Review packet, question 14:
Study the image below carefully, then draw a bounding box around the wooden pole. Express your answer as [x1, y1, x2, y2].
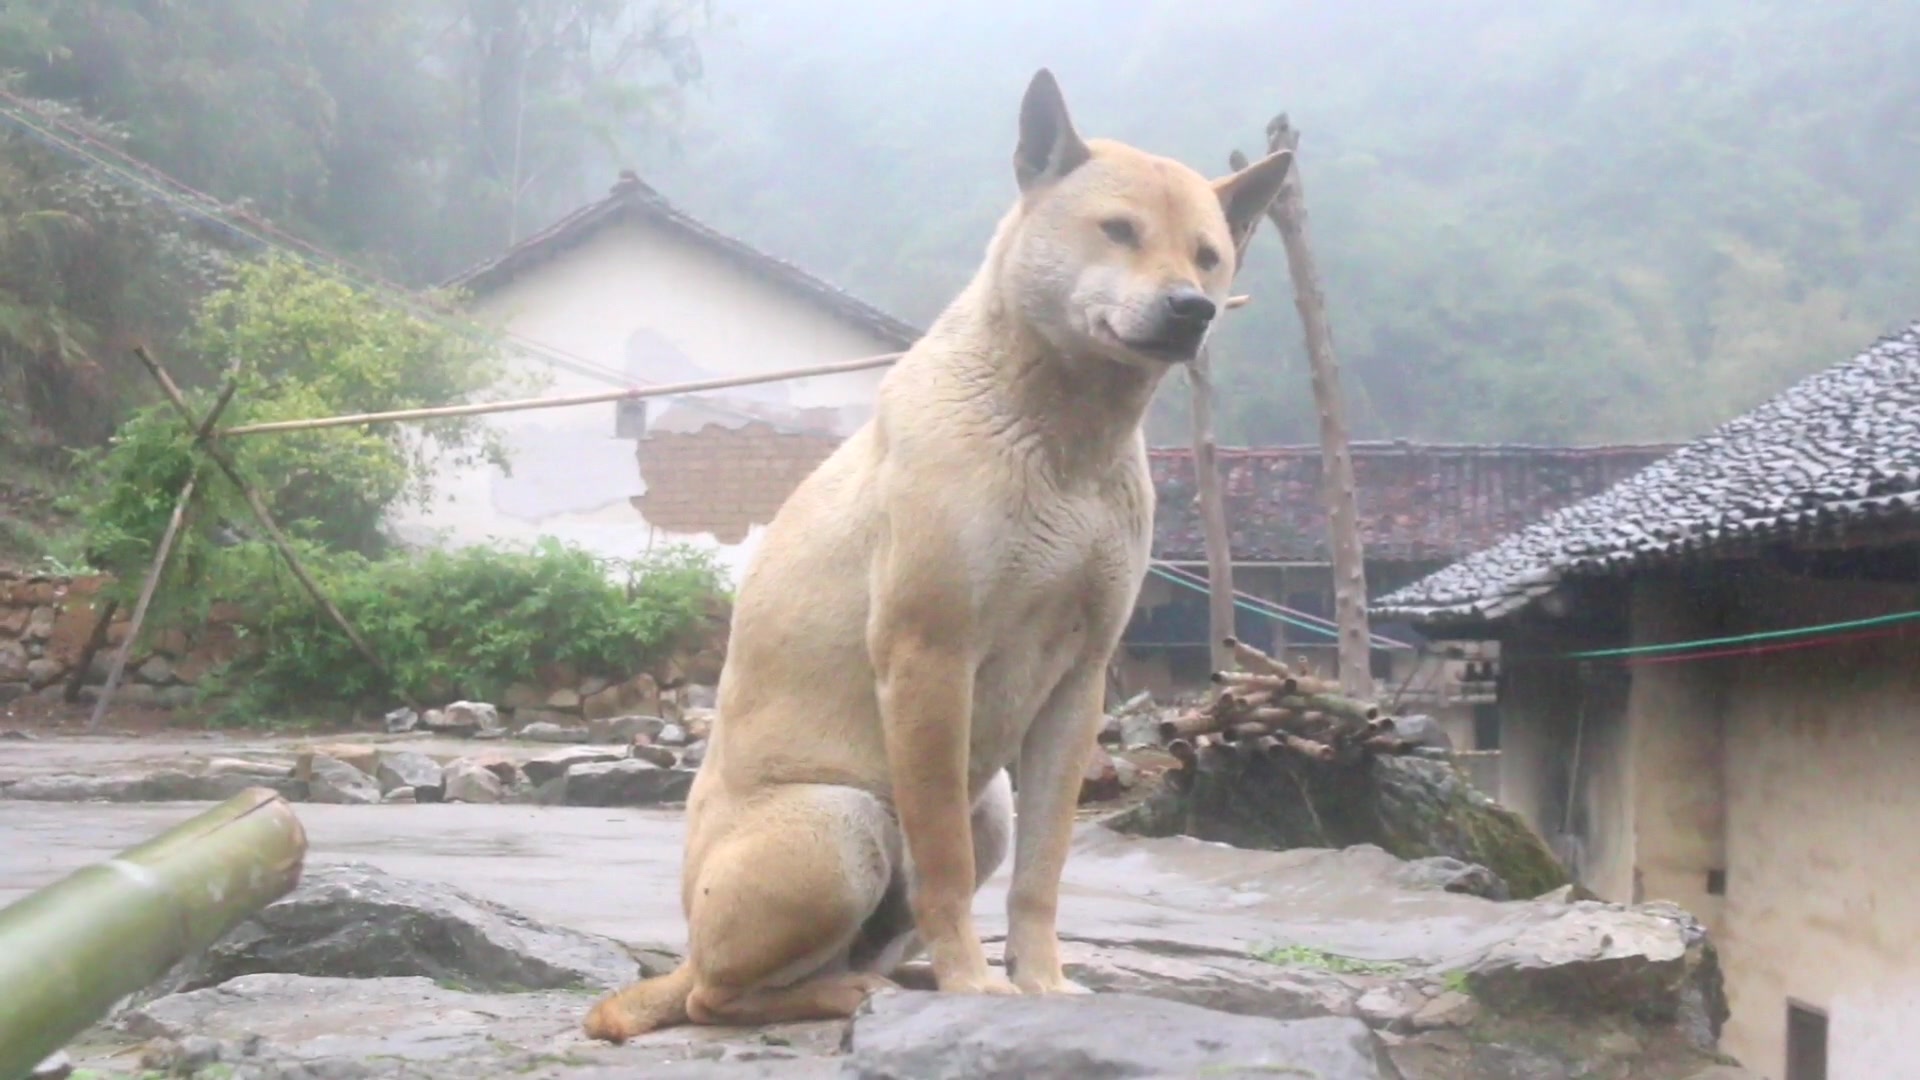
[85, 474, 196, 731]
[1186, 349, 1237, 675]
[1233, 117, 1374, 698]
[131, 347, 417, 709]
[0, 789, 306, 1080]
[216, 351, 906, 438]
[84, 373, 241, 730]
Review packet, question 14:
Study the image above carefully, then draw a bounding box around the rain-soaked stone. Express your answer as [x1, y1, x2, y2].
[840, 991, 1398, 1079]
[136, 862, 650, 1002]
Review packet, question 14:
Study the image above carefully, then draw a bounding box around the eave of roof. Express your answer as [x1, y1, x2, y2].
[441, 173, 922, 349]
[1371, 322, 1920, 625]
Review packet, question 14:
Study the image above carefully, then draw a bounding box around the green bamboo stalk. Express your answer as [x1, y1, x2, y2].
[0, 788, 308, 1080]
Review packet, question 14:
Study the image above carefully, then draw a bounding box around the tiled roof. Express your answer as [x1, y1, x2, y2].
[441, 173, 922, 348]
[1373, 323, 1920, 624]
[1149, 442, 1674, 564]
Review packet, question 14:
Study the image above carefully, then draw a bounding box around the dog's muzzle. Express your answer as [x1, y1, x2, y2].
[1131, 285, 1217, 362]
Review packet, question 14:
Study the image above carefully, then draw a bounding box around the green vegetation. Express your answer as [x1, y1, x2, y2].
[1252, 943, 1408, 977]
[201, 540, 727, 721]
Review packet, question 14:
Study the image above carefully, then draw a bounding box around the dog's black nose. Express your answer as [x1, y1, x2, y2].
[1165, 286, 1216, 325]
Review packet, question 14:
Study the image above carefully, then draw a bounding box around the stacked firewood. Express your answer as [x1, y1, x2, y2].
[1158, 637, 1417, 776]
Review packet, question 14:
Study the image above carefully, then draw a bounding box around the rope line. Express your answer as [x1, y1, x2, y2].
[1144, 563, 1415, 651]
[1565, 607, 1920, 660]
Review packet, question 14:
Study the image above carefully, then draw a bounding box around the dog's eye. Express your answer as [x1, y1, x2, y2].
[1100, 218, 1139, 246]
[1195, 243, 1221, 272]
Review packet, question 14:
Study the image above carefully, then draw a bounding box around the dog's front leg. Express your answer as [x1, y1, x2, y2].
[1004, 662, 1105, 994]
[873, 634, 1015, 996]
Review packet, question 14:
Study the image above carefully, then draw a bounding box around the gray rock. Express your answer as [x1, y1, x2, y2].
[629, 743, 678, 769]
[655, 723, 689, 747]
[562, 759, 694, 806]
[28, 1050, 71, 1079]
[157, 685, 198, 709]
[1463, 900, 1726, 1041]
[842, 990, 1399, 1079]
[24, 607, 54, 640]
[1392, 856, 1510, 901]
[374, 751, 444, 800]
[383, 707, 419, 734]
[25, 657, 63, 689]
[429, 700, 503, 737]
[137, 654, 176, 684]
[443, 759, 505, 803]
[0, 642, 31, 682]
[306, 754, 381, 805]
[586, 714, 657, 744]
[519, 721, 593, 744]
[383, 786, 417, 804]
[107, 972, 843, 1079]
[139, 863, 646, 997]
[523, 746, 623, 786]
[679, 740, 708, 769]
[1390, 713, 1454, 753]
[0, 682, 28, 706]
[1410, 990, 1480, 1029]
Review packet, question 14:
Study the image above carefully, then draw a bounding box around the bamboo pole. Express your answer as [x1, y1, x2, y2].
[216, 351, 907, 438]
[131, 347, 416, 709]
[0, 789, 307, 1080]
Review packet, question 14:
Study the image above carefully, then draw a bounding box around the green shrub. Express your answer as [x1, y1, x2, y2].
[203, 538, 729, 721]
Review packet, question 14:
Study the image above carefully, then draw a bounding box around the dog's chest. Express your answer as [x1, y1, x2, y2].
[968, 476, 1150, 762]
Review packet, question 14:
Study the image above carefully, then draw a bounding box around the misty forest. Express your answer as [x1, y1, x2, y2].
[2, 0, 1917, 460]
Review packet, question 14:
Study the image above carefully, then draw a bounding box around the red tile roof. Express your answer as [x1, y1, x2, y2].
[1149, 442, 1677, 564]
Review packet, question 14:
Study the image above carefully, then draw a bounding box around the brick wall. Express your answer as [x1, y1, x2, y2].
[634, 421, 842, 544]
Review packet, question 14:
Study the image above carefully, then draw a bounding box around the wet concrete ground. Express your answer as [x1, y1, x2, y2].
[0, 794, 1549, 968]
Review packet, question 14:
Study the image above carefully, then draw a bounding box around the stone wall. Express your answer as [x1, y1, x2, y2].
[0, 568, 251, 709]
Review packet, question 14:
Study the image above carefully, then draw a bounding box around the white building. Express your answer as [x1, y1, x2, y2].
[391, 172, 919, 584]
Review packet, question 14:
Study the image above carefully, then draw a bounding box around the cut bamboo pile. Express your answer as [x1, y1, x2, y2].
[1159, 637, 1417, 777]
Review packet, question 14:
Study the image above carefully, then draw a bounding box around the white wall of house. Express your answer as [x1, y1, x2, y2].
[388, 217, 901, 586]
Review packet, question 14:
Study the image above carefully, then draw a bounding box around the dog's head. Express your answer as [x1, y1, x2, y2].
[994, 69, 1293, 368]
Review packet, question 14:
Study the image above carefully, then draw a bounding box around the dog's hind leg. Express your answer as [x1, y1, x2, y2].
[679, 784, 905, 1028]
[584, 783, 901, 1041]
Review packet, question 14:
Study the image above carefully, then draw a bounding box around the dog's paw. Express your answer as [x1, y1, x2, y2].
[1013, 971, 1092, 996]
[940, 970, 1021, 996]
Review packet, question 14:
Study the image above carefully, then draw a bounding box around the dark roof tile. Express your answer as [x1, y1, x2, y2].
[1372, 323, 1920, 623]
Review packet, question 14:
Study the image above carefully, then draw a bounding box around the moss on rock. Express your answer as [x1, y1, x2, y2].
[1104, 751, 1570, 898]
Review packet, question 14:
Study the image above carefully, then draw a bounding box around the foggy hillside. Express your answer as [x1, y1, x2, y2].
[2, 0, 1917, 458]
[643, 0, 1920, 446]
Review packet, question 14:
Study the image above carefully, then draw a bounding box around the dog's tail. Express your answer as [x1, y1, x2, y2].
[582, 962, 697, 1043]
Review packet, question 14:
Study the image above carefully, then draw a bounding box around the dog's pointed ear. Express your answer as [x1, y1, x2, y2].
[1212, 149, 1294, 255]
[1015, 68, 1091, 192]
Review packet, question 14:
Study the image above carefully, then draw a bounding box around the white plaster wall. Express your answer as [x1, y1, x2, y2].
[388, 218, 905, 585]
